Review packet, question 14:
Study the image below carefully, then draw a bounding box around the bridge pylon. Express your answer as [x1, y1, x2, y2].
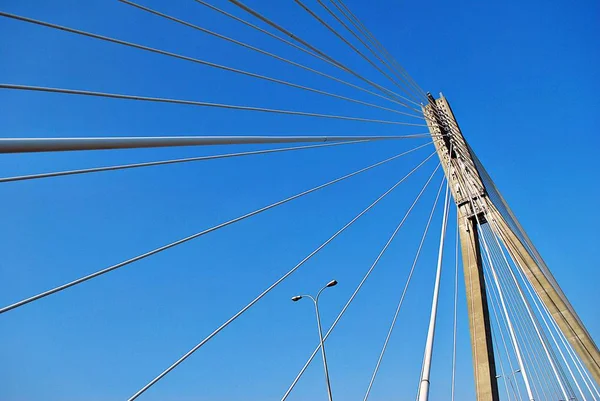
[425, 93, 600, 399]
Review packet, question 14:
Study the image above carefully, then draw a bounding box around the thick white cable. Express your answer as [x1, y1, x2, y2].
[362, 177, 445, 401]
[486, 225, 570, 400]
[485, 250, 525, 401]
[485, 268, 520, 401]
[484, 228, 552, 401]
[477, 225, 535, 401]
[451, 151, 554, 400]
[0, 135, 428, 154]
[281, 162, 442, 401]
[508, 235, 590, 401]
[416, 180, 451, 401]
[527, 272, 600, 400]
[484, 226, 563, 400]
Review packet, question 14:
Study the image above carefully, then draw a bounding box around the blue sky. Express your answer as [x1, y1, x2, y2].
[0, 0, 599, 400]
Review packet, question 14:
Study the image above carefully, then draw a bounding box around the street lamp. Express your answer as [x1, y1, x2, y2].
[292, 279, 338, 401]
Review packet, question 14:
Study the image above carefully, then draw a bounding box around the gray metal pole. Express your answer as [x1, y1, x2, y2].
[292, 280, 337, 401]
[0, 135, 427, 153]
[314, 290, 334, 401]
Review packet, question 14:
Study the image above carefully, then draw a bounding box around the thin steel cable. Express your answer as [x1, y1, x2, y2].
[317, 0, 427, 104]
[485, 226, 564, 400]
[330, 0, 427, 99]
[2, 11, 401, 116]
[485, 268, 519, 401]
[191, 0, 416, 111]
[485, 229, 549, 401]
[516, 257, 600, 400]
[317, 0, 423, 105]
[281, 161, 441, 401]
[0, 144, 433, 315]
[510, 235, 590, 401]
[121, 0, 423, 119]
[484, 229, 547, 400]
[118, 0, 423, 119]
[493, 234, 559, 401]
[482, 240, 530, 401]
[484, 252, 523, 401]
[0, 11, 424, 121]
[492, 213, 587, 400]
[458, 166, 565, 401]
[477, 224, 535, 401]
[491, 230, 568, 401]
[487, 225, 571, 400]
[0, 84, 427, 126]
[315, 0, 424, 104]
[362, 176, 445, 401]
[531, 262, 600, 397]
[223, 0, 423, 114]
[0, 140, 377, 183]
[293, 0, 422, 108]
[129, 153, 439, 401]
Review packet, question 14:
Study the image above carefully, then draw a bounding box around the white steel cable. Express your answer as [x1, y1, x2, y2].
[477, 224, 535, 401]
[486, 227, 551, 401]
[0, 11, 421, 120]
[0, 140, 386, 183]
[484, 228, 553, 401]
[223, 0, 423, 113]
[0, 135, 428, 154]
[485, 265, 521, 401]
[0, 84, 425, 126]
[119, 0, 425, 120]
[280, 162, 442, 401]
[416, 180, 451, 401]
[523, 267, 600, 400]
[127, 156, 439, 401]
[328, 0, 427, 100]
[487, 225, 570, 400]
[362, 176, 445, 401]
[484, 226, 564, 400]
[314, 0, 423, 104]
[482, 240, 529, 401]
[293, 0, 422, 108]
[191, 0, 419, 111]
[507, 229, 590, 401]
[0, 147, 434, 315]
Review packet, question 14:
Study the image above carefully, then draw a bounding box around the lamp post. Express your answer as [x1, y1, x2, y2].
[292, 279, 338, 401]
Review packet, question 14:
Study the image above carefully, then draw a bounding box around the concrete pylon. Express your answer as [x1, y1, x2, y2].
[423, 94, 500, 401]
[424, 93, 600, 397]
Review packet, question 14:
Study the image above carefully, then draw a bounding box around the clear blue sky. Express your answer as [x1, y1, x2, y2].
[0, 0, 598, 400]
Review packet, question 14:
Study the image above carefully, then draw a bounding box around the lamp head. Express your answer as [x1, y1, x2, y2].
[326, 280, 338, 288]
[291, 295, 303, 302]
